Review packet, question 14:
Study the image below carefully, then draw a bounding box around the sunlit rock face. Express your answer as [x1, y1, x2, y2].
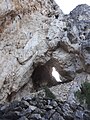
[0, 0, 64, 102]
[0, 1, 90, 103]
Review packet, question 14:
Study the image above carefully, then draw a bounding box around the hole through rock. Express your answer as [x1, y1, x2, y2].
[31, 58, 62, 91]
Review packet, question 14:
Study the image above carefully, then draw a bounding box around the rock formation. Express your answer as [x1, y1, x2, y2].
[0, 0, 90, 107]
[0, 95, 90, 120]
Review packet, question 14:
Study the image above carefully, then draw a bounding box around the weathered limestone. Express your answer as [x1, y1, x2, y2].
[0, 1, 90, 103]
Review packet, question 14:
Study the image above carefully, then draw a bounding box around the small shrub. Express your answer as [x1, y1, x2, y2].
[44, 86, 56, 99]
[75, 81, 90, 109]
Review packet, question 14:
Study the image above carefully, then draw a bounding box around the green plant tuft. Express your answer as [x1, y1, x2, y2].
[44, 86, 56, 99]
[75, 81, 90, 109]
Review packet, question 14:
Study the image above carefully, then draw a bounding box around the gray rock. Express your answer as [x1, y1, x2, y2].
[19, 108, 31, 117]
[0, 2, 90, 120]
[3, 111, 20, 120]
[75, 110, 84, 119]
[21, 101, 30, 108]
[50, 100, 58, 107]
[31, 114, 41, 120]
[0, 96, 90, 120]
[45, 105, 53, 110]
[29, 100, 37, 106]
[55, 106, 63, 115]
[69, 103, 78, 111]
[44, 109, 55, 119]
[83, 113, 90, 120]
[21, 96, 32, 102]
[70, 4, 90, 22]
[41, 118, 47, 120]
[84, 53, 90, 73]
[50, 112, 64, 120]
[0, 0, 63, 103]
[29, 105, 37, 111]
[18, 116, 28, 120]
[62, 103, 74, 119]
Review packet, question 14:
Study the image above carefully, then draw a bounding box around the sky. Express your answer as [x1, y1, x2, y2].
[54, 0, 90, 14]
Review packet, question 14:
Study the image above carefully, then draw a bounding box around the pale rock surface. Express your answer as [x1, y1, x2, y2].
[0, 0, 64, 102]
[0, 0, 90, 104]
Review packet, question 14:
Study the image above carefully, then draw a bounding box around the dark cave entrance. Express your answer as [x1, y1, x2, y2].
[31, 58, 62, 91]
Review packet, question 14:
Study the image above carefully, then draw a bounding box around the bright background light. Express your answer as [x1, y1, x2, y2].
[55, 0, 90, 14]
[52, 67, 62, 82]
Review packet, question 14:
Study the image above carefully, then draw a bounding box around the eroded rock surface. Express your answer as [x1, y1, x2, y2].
[0, 95, 90, 120]
[0, 0, 90, 105]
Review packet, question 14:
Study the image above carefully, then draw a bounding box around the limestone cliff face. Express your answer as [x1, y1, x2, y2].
[0, 0, 63, 102]
[0, 1, 90, 103]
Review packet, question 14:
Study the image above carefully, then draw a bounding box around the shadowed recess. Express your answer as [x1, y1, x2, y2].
[31, 58, 71, 91]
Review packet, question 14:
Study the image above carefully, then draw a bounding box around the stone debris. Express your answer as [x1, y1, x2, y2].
[0, 96, 90, 120]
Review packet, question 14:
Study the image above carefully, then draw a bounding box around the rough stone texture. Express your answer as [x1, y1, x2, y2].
[0, 0, 90, 107]
[0, 0, 63, 102]
[0, 96, 90, 120]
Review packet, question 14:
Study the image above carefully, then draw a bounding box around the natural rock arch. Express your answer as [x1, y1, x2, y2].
[31, 58, 73, 91]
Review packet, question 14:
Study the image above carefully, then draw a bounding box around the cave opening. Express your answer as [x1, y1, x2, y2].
[31, 58, 62, 91]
